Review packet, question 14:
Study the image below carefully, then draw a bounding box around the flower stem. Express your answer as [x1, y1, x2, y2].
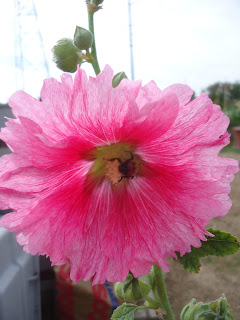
[86, 3, 101, 75]
[153, 264, 175, 320]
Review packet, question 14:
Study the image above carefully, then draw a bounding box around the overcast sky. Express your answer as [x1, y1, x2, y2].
[0, 0, 240, 103]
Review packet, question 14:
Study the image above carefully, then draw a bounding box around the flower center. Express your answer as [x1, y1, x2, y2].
[90, 144, 140, 185]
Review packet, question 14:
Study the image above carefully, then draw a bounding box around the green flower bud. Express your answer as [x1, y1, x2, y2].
[180, 295, 233, 320]
[52, 38, 82, 73]
[92, 0, 104, 5]
[112, 72, 127, 88]
[114, 270, 154, 302]
[74, 26, 93, 51]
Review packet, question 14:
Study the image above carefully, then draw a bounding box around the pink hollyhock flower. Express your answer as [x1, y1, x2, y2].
[0, 66, 238, 284]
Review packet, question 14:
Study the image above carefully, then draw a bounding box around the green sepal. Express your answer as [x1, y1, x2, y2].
[112, 72, 127, 88]
[176, 229, 240, 273]
[138, 270, 155, 298]
[180, 295, 233, 320]
[111, 303, 139, 320]
[114, 269, 154, 302]
[74, 26, 93, 50]
[52, 38, 82, 72]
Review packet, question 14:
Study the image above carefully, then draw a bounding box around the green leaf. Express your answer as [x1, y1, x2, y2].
[176, 229, 240, 273]
[180, 299, 197, 319]
[74, 26, 93, 50]
[112, 72, 127, 88]
[111, 303, 139, 320]
[180, 295, 233, 320]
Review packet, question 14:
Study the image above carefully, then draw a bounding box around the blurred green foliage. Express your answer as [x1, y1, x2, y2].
[204, 81, 240, 129]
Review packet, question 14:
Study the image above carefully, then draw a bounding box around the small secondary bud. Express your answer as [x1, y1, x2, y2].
[74, 26, 93, 50]
[52, 38, 82, 73]
[112, 72, 127, 88]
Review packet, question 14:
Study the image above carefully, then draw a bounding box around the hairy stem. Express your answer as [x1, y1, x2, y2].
[153, 264, 175, 320]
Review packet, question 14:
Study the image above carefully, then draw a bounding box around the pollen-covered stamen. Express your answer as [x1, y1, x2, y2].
[90, 144, 140, 185]
[105, 151, 137, 185]
[105, 159, 123, 185]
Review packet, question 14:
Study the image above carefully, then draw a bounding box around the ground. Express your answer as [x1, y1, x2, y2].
[166, 152, 240, 319]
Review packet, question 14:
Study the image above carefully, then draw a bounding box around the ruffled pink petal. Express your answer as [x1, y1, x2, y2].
[9, 75, 77, 142]
[137, 94, 230, 166]
[1, 158, 92, 255]
[121, 90, 179, 144]
[0, 116, 94, 169]
[135, 80, 162, 109]
[163, 83, 193, 106]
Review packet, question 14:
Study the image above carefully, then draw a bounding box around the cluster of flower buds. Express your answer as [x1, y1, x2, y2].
[52, 26, 93, 72]
[180, 295, 233, 320]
